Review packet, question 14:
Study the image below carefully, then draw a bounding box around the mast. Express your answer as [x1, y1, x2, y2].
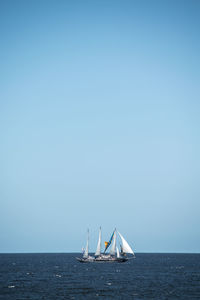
[118, 231, 134, 255]
[95, 227, 101, 256]
[83, 229, 89, 258]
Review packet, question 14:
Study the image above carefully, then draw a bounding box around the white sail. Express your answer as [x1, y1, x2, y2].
[116, 246, 120, 258]
[109, 230, 116, 255]
[95, 227, 101, 256]
[118, 231, 134, 255]
[83, 229, 89, 258]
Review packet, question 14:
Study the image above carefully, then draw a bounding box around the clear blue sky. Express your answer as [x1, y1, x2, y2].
[1, 0, 200, 253]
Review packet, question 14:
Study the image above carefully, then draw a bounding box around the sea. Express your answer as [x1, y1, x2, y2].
[0, 253, 200, 299]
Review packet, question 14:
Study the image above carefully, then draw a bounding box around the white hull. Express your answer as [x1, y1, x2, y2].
[76, 256, 128, 263]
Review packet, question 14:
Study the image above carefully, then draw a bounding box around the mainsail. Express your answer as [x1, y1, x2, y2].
[104, 230, 115, 252]
[83, 229, 89, 258]
[116, 246, 120, 258]
[118, 231, 134, 255]
[109, 230, 116, 255]
[95, 227, 101, 256]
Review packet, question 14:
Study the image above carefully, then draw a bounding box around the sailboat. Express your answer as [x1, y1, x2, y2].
[76, 227, 135, 263]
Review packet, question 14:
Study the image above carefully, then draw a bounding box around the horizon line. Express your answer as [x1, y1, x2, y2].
[0, 251, 200, 254]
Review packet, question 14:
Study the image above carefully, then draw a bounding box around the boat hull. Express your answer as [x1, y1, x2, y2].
[76, 257, 128, 263]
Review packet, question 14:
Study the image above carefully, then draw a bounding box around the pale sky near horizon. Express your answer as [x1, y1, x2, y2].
[1, 0, 200, 253]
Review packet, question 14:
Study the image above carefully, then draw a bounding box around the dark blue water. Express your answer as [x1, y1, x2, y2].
[0, 253, 200, 299]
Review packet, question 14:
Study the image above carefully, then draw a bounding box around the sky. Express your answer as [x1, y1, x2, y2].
[0, 0, 200, 253]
